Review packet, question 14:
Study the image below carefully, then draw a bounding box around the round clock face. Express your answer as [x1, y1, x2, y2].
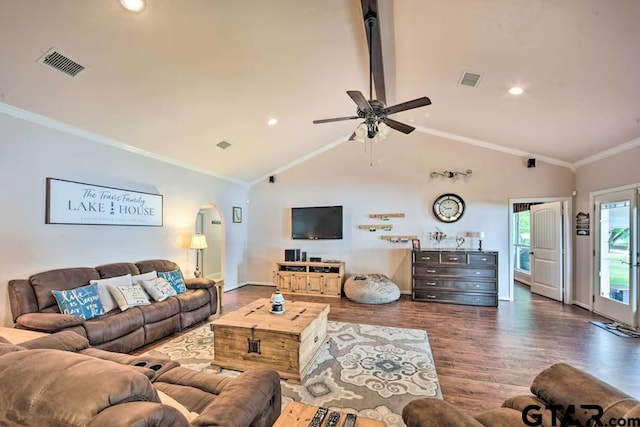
[433, 193, 465, 223]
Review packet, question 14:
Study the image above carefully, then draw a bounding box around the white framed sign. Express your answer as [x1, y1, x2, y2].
[46, 178, 163, 226]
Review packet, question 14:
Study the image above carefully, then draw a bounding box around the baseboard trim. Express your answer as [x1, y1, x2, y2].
[573, 301, 591, 310]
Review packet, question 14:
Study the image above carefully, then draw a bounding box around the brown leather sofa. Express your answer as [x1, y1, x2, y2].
[0, 331, 281, 427]
[8, 259, 217, 353]
[403, 363, 640, 427]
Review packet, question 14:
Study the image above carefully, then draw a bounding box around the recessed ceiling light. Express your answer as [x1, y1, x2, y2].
[267, 118, 278, 126]
[509, 86, 524, 95]
[120, 0, 145, 12]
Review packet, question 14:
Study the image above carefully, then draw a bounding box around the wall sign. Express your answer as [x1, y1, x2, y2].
[576, 212, 589, 236]
[46, 178, 163, 226]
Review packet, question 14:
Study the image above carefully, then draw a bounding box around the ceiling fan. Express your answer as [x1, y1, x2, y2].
[313, 0, 432, 141]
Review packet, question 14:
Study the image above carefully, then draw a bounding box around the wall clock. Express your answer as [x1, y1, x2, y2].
[433, 193, 465, 223]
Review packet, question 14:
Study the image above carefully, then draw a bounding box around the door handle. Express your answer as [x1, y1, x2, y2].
[529, 251, 534, 255]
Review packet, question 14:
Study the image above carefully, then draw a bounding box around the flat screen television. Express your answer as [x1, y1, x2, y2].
[291, 206, 343, 240]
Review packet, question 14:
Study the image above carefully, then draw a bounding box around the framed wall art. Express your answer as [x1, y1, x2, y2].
[45, 177, 163, 226]
[233, 206, 242, 223]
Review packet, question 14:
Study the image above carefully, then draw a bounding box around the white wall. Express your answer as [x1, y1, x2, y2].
[574, 146, 640, 307]
[247, 131, 575, 300]
[0, 113, 248, 326]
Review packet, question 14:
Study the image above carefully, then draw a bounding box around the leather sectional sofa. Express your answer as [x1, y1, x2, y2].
[0, 331, 281, 426]
[8, 259, 217, 353]
[403, 362, 640, 426]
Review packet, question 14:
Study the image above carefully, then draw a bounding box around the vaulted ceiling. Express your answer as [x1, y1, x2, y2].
[1, 0, 639, 184]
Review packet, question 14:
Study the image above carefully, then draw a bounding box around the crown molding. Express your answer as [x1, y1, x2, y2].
[414, 125, 575, 171]
[574, 137, 640, 169]
[249, 135, 350, 187]
[0, 101, 248, 187]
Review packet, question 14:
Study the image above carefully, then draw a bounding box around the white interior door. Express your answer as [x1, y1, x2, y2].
[530, 202, 563, 301]
[594, 190, 637, 327]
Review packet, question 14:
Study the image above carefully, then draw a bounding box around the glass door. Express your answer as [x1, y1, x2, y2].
[593, 190, 637, 327]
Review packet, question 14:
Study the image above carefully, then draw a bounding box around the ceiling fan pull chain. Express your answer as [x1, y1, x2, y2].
[370, 140, 373, 167]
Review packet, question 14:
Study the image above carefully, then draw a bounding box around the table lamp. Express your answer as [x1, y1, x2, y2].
[465, 231, 485, 251]
[189, 234, 208, 278]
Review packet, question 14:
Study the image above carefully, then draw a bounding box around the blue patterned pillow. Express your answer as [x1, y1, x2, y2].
[157, 269, 187, 294]
[52, 283, 104, 320]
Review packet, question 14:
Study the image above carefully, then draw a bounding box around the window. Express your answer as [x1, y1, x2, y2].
[514, 210, 531, 274]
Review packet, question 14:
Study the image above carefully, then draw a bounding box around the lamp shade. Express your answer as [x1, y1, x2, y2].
[189, 234, 208, 250]
[465, 231, 485, 239]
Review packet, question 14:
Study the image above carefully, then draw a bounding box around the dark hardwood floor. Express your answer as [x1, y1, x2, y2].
[218, 283, 639, 416]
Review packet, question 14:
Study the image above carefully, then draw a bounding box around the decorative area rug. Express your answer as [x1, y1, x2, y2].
[142, 321, 441, 426]
[590, 321, 640, 338]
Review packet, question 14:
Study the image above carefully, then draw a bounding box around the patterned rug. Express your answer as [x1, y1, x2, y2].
[141, 321, 441, 426]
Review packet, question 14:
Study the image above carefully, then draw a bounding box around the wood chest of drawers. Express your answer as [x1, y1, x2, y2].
[412, 250, 498, 307]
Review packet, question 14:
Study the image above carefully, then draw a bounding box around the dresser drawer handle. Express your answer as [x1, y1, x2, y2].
[421, 256, 431, 260]
[426, 282, 437, 286]
[447, 257, 458, 261]
[427, 269, 436, 273]
[426, 295, 437, 299]
[481, 257, 488, 261]
[475, 271, 481, 275]
[473, 284, 480, 288]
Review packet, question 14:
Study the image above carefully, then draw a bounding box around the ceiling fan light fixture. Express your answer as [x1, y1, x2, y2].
[120, 0, 145, 12]
[354, 122, 368, 143]
[378, 121, 390, 138]
[509, 86, 524, 95]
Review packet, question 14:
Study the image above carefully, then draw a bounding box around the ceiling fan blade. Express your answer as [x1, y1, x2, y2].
[347, 91, 372, 113]
[348, 132, 357, 141]
[385, 97, 432, 115]
[313, 116, 360, 124]
[360, 0, 386, 104]
[382, 117, 415, 134]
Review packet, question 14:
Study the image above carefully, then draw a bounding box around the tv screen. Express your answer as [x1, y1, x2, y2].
[291, 206, 343, 240]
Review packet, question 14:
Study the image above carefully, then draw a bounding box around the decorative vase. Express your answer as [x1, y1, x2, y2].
[270, 290, 285, 314]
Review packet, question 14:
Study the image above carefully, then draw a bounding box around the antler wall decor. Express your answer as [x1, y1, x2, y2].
[430, 169, 472, 179]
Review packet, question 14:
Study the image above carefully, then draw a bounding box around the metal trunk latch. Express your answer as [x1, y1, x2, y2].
[247, 325, 261, 354]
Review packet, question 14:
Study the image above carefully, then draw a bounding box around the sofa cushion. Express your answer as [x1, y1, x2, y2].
[158, 270, 187, 294]
[157, 390, 200, 422]
[52, 283, 105, 320]
[0, 348, 158, 427]
[30, 267, 100, 311]
[83, 308, 144, 344]
[136, 259, 180, 274]
[109, 283, 151, 311]
[90, 273, 133, 312]
[174, 289, 210, 312]
[142, 277, 177, 302]
[96, 262, 140, 279]
[137, 298, 180, 323]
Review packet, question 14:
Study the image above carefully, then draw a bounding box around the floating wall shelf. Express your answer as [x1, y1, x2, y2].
[369, 213, 405, 221]
[381, 235, 417, 242]
[358, 224, 393, 231]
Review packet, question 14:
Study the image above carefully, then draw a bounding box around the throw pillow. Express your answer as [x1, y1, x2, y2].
[52, 283, 105, 320]
[90, 274, 133, 313]
[131, 270, 158, 284]
[158, 269, 187, 294]
[141, 277, 177, 302]
[108, 283, 151, 311]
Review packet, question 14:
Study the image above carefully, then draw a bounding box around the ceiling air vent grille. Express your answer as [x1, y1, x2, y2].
[38, 49, 85, 77]
[459, 71, 483, 88]
[216, 141, 231, 149]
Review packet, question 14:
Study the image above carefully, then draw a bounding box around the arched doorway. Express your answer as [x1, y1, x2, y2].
[195, 204, 224, 280]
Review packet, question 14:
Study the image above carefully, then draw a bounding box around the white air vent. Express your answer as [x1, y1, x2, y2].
[459, 71, 483, 88]
[38, 49, 85, 77]
[216, 141, 231, 149]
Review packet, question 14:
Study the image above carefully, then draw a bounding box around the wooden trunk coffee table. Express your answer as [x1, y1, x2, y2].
[211, 298, 329, 383]
[274, 402, 385, 427]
